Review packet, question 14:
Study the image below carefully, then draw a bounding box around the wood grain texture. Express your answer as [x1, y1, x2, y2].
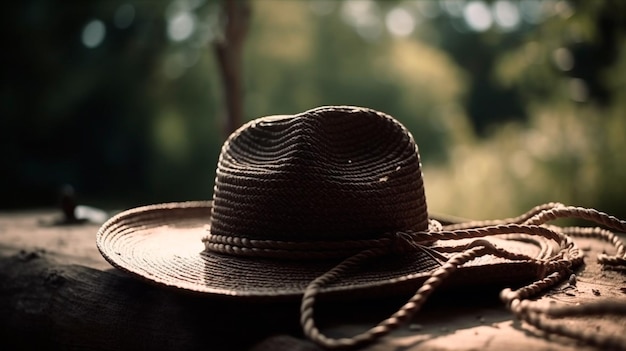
[0, 249, 314, 350]
[1, 210, 625, 350]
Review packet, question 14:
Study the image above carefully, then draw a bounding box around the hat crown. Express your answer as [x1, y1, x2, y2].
[209, 106, 429, 241]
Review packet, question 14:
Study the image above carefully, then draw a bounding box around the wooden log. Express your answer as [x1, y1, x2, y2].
[2, 211, 625, 351]
[0, 248, 312, 350]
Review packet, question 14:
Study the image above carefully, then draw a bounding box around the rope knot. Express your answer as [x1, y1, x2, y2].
[391, 231, 420, 254]
[391, 230, 438, 254]
[391, 219, 443, 252]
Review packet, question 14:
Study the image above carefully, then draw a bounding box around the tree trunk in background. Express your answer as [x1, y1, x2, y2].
[214, 0, 250, 139]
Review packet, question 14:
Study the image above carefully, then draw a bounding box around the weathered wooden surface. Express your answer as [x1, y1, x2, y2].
[1, 210, 625, 350]
[0, 252, 307, 350]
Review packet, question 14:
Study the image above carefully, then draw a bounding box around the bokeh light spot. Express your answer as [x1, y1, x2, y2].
[464, 1, 492, 32]
[340, 0, 383, 41]
[441, 0, 465, 18]
[81, 19, 106, 48]
[553, 47, 574, 71]
[555, 0, 574, 19]
[114, 4, 135, 29]
[386, 7, 416, 37]
[492, 0, 520, 31]
[519, 0, 544, 24]
[167, 11, 196, 42]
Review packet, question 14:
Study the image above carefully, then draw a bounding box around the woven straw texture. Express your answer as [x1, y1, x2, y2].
[96, 106, 546, 299]
[211, 106, 428, 241]
[97, 201, 545, 299]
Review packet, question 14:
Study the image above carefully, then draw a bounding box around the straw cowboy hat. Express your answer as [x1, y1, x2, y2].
[97, 106, 626, 349]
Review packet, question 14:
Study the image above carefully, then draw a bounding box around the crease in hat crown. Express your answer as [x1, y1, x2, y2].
[203, 106, 430, 257]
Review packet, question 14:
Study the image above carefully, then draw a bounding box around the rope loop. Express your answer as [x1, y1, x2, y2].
[300, 245, 490, 349]
[298, 202, 626, 349]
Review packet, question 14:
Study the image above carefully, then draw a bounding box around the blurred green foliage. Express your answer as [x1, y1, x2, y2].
[2, 0, 625, 221]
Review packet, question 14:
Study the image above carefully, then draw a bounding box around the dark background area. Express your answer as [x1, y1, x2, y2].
[2, 0, 625, 220]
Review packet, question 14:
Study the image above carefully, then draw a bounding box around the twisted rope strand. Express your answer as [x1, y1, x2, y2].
[559, 226, 626, 266]
[500, 271, 568, 310]
[409, 224, 567, 247]
[202, 219, 443, 260]
[301, 246, 490, 349]
[488, 204, 626, 349]
[296, 211, 585, 348]
[300, 239, 554, 349]
[202, 200, 626, 349]
[443, 203, 564, 230]
[497, 233, 555, 260]
[523, 206, 626, 233]
[300, 247, 389, 349]
[202, 233, 394, 259]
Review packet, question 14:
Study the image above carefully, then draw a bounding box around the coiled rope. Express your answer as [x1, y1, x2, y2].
[299, 203, 626, 349]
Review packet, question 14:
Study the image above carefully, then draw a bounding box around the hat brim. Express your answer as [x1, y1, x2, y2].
[97, 202, 550, 301]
